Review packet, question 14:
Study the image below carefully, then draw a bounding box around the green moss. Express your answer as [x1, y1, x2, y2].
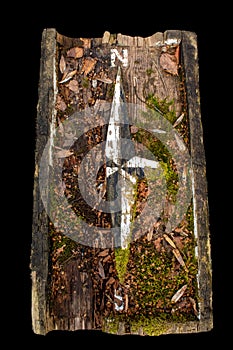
[114, 247, 131, 284]
[49, 222, 78, 264]
[107, 82, 115, 99]
[103, 313, 190, 336]
[113, 180, 139, 283]
[146, 94, 177, 125]
[103, 314, 168, 336]
[160, 161, 179, 203]
[103, 316, 121, 334]
[130, 243, 186, 307]
[146, 68, 154, 76]
[130, 315, 169, 336]
[81, 77, 89, 88]
[126, 231, 199, 321]
[133, 129, 178, 203]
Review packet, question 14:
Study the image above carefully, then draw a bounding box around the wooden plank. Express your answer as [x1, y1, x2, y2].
[31, 28, 57, 335]
[31, 29, 213, 336]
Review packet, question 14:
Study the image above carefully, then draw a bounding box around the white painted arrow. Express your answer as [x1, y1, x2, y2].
[105, 67, 158, 249]
[105, 66, 134, 249]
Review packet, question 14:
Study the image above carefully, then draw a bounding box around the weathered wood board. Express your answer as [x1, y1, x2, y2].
[31, 29, 213, 336]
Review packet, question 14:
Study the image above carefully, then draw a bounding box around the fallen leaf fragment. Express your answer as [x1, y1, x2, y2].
[53, 244, 66, 258]
[59, 69, 77, 84]
[171, 284, 187, 303]
[172, 248, 186, 268]
[154, 236, 162, 252]
[81, 57, 97, 75]
[163, 233, 176, 249]
[171, 299, 188, 313]
[103, 254, 111, 263]
[189, 297, 198, 316]
[174, 45, 180, 65]
[80, 38, 91, 48]
[172, 236, 184, 250]
[98, 249, 109, 257]
[67, 47, 84, 58]
[130, 125, 139, 134]
[56, 95, 67, 111]
[59, 55, 66, 74]
[147, 228, 153, 241]
[67, 79, 79, 93]
[98, 261, 105, 279]
[96, 77, 112, 84]
[173, 113, 185, 128]
[160, 52, 178, 75]
[124, 293, 129, 312]
[56, 149, 74, 158]
[106, 276, 115, 286]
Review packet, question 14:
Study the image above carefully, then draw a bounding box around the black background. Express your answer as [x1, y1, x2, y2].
[11, 3, 228, 345]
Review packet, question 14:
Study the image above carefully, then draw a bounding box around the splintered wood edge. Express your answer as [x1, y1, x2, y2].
[181, 31, 213, 332]
[31, 28, 213, 335]
[31, 28, 57, 335]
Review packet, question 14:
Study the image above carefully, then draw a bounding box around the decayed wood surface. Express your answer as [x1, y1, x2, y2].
[31, 29, 213, 335]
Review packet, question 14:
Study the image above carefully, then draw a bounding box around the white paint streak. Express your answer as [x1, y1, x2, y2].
[105, 67, 134, 249]
[164, 38, 181, 46]
[125, 156, 159, 169]
[105, 67, 121, 165]
[151, 128, 167, 134]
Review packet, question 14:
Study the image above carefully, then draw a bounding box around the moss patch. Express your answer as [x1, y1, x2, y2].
[114, 247, 131, 284]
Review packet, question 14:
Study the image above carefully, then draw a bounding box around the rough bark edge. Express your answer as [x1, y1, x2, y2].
[180, 30, 213, 332]
[31, 28, 57, 335]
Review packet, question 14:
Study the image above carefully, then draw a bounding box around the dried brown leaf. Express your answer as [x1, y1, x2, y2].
[67, 79, 79, 93]
[106, 276, 115, 286]
[59, 55, 66, 74]
[67, 47, 84, 58]
[96, 77, 112, 84]
[147, 227, 153, 241]
[172, 248, 186, 267]
[124, 293, 129, 312]
[174, 227, 189, 236]
[154, 236, 162, 252]
[173, 236, 184, 250]
[171, 299, 188, 313]
[98, 249, 109, 257]
[171, 284, 187, 303]
[55, 244, 66, 256]
[189, 297, 198, 316]
[81, 57, 97, 75]
[80, 38, 91, 48]
[59, 70, 77, 84]
[56, 95, 67, 112]
[130, 125, 139, 134]
[174, 45, 180, 65]
[58, 121, 65, 137]
[103, 255, 111, 263]
[98, 261, 105, 279]
[173, 113, 185, 128]
[160, 52, 178, 75]
[56, 149, 74, 158]
[163, 233, 176, 249]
